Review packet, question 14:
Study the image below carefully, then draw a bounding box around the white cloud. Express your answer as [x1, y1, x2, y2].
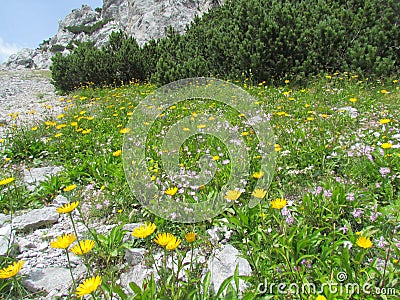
[0, 37, 21, 63]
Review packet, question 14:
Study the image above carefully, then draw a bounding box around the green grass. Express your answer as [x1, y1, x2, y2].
[0, 73, 399, 299]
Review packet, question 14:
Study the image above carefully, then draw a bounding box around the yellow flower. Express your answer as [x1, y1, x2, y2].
[56, 114, 65, 119]
[0, 260, 24, 279]
[44, 121, 57, 127]
[112, 150, 122, 157]
[31, 126, 38, 131]
[165, 187, 178, 196]
[0, 177, 15, 186]
[252, 189, 267, 199]
[120, 128, 130, 134]
[55, 133, 63, 138]
[57, 201, 79, 214]
[381, 143, 392, 149]
[70, 121, 78, 127]
[166, 236, 181, 250]
[197, 124, 206, 129]
[275, 144, 282, 152]
[212, 155, 220, 161]
[56, 124, 67, 129]
[132, 222, 156, 239]
[316, 296, 327, 300]
[76, 275, 102, 297]
[284, 79, 290, 84]
[185, 232, 196, 243]
[270, 198, 287, 210]
[63, 184, 77, 192]
[253, 171, 264, 179]
[82, 129, 91, 134]
[349, 97, 357, 103]
[50, 233, 76, 249]
[356, 236, 373, 249]
[154, 233, 174, 247]
[70, 240, 95, 255]
[379, 119, 391, 124]
[380, 89, 390, 94]
[225, 190, 241, 201]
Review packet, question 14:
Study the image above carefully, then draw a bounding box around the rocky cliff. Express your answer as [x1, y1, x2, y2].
[1, 0, 223, 70]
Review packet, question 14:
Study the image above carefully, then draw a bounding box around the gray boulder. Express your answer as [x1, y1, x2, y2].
[207, 244, 251, 294]
[24, 166, 64, 191]
[13, 207, 59, 232]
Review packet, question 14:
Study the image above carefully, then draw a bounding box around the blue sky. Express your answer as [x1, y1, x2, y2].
[0, 0, 103, 62]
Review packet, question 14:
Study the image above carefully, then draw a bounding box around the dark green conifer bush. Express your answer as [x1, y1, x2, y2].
[52, 0, 400, 92]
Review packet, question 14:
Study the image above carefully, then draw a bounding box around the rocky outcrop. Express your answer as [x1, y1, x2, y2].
[1, 0, 224, 70]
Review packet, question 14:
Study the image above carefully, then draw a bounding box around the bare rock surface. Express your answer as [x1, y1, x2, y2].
[1, 0, 224, 70]
[0, 70, 68, 139]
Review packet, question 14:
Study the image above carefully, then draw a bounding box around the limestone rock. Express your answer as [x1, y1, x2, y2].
[120, 263, 155, 293]
[24, 166, 64, 191]
[0, 224, 13, 256]
[1, 0, 225, 70]
[0, 213, 11, 226]
[23, 265, 87, 298]
[125, 248, 146, 266]
[207, 244, 251, 293]
[13, 207, 59, 232]
[51, 195, 69, 207]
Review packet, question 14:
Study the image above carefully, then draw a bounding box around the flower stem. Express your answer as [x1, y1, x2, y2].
[65, 249, 76, 293]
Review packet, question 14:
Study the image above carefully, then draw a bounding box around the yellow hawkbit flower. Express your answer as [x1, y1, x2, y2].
[154, 233, 174, 247]
[253, 171, 264, 179]
[252, 189, 267, 199]
[381, 143, 392, 149]
[132, 222, 156, 239]
[379, 118, 391, 124]
[185, 232, 196, 243]
[166, 236, 181, 250]
[81, 129, 91, 134]
[63, 184, 77, 192]
[50, 233, 76, 249]
[225, 190, 241, 201]
[270, 198, 287, 210]
[380, 89, 390, 94]
[165, 187, 178, 196]
[349, 97, 357, 103]
[112, 150, 122, 157]
[275, 144, 282, 152]
[316, 296, 327, 300]
[356, 236, 373, 249]
[0, 177, 15, 186]
[212, 155, 220, 161]
[56, 114, 65, 119]
[57, 201, 79, 214]
[120, 128, 130, 134]
[0, 260, 24, 279]
[197, 124, 206, 129]
[31, 126, 38, 131]
[70, 240, 95, 255]
[75, 275, 102, 297]
[55, 133, 63, 138]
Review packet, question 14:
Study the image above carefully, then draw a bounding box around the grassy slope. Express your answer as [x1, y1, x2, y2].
[0, 73, 399, 298]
